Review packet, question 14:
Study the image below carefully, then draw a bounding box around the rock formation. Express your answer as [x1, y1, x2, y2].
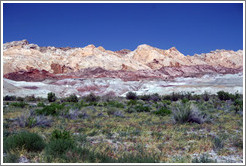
[3, 40, 243, 82]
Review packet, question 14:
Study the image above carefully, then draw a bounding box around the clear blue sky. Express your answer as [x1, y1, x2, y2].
[3, 3, 243, 55]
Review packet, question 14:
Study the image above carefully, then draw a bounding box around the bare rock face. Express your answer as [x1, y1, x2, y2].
[50, 63, 73, 74]
[3, 39, 29, 50]
[3, 40, 243, 82]
[3, 68, 57, 82]
[115, 49, 131, 56]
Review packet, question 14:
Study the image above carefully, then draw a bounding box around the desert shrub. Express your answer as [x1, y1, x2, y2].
[183, 92, 192, 100]
[36, 103, 64, 116]
[3, 95, 16, 101]
[24, 95, 36, 102]
[10, 102, 28, 108]
[149, 93, 161, 102]
[232, 136, 243, 149]
[172, 103, 204, 124]
[164, 92, 182, 101]
[16, 110, 53, 128]
[16, 97, 24, 101]
[212, 136, 224, 150]
[64, 109, 80, 119]
[192, 153, 217, 163]
[172, 92, 182, 101]
[84, 93, 99, 103]
[26, 117, 37, 128]
[182, 98, 189, 103]
[127, 99, 138, 106]
[126, 91, 137, 100]
[47, 92, 56, 102]
[217, 91, 231, 101]
[202, 92, 210, 101]
[162, 100, 171, 106]
[134, 104, 151, 112]
[126, 107, 136, 113]
[37, 102, 46, 107]
[4, 131, 45, 152]
[51, 129, 72, 141]
[107, 100, 125, 108]
[234, 99, 243, 113]
[139, 94, 151, 101]
[45, 139, 75, 158]
[66, 94, 78, 103]
[106, 107, 118, 115]
[3, 153, 19, 163]
[154, 107, 172, 116]
[65, 147, 158, 163]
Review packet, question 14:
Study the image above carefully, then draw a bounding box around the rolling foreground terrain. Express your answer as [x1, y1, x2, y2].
[2, 40, 244, 163]
[3, 40, 243, 97]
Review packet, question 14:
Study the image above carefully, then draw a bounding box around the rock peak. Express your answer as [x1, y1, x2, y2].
[3, 39, 29, 50]
[169, 47, 178, 52]
[85, 44, 96, 49]
[97, 46, 105, 52]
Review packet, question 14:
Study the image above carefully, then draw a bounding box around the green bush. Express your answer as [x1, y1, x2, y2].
[172, 103, 203, 124]
[25, 95, 36, 102]
[154, 107, 171, 116]
[107, 100, 125, 108]
[17, 97, 24, 102]
[217, 91, 231, 101]
[45, 139, 75, 157]
[134, 104, 151, 112]
[36, 103, 64, 116]
[171, 92, 181, 101]
[37, 102, 46, 107]
[84, 93, 99, 103]
[162, 100, 171, 105]
[10, 102, 28, 108]
[51, 129, 72, 141]
[126, 92, 137, 100]
[3, 95, 16, 101]
[66, 94, 78, 103]
[26, 117, 37, 128]
[47, 92, 56, 102]
[212, 136, 224, 150]
[202, 92, 210, 101]
[234, 99, 243, 113]
[139, 94, 151, 101]
[182, 98, 189, 103]
[4, 131, 45, 152]
[127, 99, 138, 106]
[106, 107, 117, 115]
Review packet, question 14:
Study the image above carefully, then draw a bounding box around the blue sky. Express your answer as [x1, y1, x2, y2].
[3, 3, 243, 55]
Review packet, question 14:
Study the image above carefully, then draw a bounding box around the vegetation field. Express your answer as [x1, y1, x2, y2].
[2, 91, 244, 163]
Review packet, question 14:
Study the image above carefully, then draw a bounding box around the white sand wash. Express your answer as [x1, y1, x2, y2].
[3, 73, 243, 98]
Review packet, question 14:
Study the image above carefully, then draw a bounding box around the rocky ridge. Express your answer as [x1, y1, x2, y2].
[3, 40, 243, 79]
[3, 40, 243, 97]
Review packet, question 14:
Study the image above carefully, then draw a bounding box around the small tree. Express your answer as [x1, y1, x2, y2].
[66, 94, 78, 103]
[84, 93, 99, 102]
[126, 92, 137, 100]
[48, 92, 56, 102]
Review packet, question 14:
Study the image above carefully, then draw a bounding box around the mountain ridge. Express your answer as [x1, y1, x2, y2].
[3, 40, 243, 79]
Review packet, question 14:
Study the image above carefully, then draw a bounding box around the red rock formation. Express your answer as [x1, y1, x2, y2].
[3, 69, 57, 82]
[115, 49, 131, 56]
[3, 64, 243, 82]
[50, 63, 72, 74]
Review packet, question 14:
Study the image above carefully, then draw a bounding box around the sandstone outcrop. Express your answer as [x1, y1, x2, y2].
[3, 40, 243, 82]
